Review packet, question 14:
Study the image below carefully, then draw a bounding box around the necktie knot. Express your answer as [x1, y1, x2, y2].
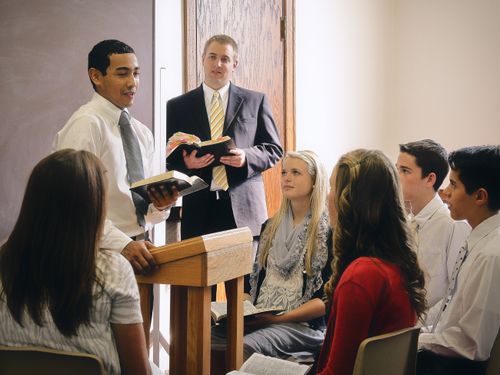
[119, 110, 131, 127]
[212, 91, 220, 101]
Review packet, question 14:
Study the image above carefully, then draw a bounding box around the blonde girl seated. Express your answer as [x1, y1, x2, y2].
[213, 151, 332, 367]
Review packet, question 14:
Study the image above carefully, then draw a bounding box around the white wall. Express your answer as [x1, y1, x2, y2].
[387, 0, 500, 161]
[296, 0, 500, 173]
[296, 0, 396, 174]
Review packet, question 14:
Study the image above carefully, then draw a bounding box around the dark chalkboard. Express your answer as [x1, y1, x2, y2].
[0, 0, 154, 241]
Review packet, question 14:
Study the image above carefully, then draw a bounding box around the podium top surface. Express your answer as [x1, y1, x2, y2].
[149, 227, 253, 265]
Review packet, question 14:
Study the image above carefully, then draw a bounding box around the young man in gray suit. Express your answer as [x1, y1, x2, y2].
[166, 34, 283, 242]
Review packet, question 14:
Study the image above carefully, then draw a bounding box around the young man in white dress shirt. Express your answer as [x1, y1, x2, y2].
[53, 40, 178, 274]
[397, 139, 470, 313]
[417, 145, 500, 375]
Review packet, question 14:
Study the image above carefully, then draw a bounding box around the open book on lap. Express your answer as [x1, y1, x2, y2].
[211, 300, 283, 324]
[226, 353, 311, 375]
[130, 170, 208, 198]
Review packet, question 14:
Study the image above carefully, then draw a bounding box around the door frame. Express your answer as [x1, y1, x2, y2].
[182, 0, 296, 152]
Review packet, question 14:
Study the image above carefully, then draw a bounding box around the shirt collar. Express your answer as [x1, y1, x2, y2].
[414, 194, 444, 227]
[92, 92, 129, 126]
[467, 213, 500, 252]
[203, 82, 230, 104]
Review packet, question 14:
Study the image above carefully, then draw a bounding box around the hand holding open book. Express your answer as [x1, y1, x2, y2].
[130, 170, 208, 200]
[167, 131, 236, 165]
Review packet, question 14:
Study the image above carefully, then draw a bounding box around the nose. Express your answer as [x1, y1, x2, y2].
[126, 74, 137, 88]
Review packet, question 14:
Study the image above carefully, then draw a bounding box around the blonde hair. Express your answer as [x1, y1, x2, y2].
[259, 150, 328, 275]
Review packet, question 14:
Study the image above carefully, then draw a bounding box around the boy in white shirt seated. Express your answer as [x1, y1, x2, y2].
[397, 139, 470, 313]
[417, 145, 500, 375]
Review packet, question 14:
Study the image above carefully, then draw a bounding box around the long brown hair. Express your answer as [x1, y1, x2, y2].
[0, 149, 107, 336]
[324, 149, 427, 319]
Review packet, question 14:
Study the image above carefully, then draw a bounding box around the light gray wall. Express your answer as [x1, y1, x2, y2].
[0, 0, 153, 241]
[296, 0, 500, 174]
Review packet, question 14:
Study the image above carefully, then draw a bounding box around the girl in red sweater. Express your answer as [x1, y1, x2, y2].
[316, 149, 427, 375]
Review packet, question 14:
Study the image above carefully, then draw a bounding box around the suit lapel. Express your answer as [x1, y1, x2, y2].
[193, 85, 212, 141]
[224, 83, 244, 134]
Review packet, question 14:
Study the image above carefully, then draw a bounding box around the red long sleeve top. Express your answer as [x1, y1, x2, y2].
[316, 257, 417, 375]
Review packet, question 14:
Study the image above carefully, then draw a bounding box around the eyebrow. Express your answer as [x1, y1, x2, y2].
[396, 163, 412, 170]
[114, 66, 140, 72]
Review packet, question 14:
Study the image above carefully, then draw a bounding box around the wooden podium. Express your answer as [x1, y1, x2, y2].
[136, 227, 253, 375]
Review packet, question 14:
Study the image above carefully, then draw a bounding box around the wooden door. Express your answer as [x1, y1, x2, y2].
[184, 0, 295, 217]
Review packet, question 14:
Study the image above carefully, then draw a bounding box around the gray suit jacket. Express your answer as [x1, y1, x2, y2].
[166, 83, 283, 238]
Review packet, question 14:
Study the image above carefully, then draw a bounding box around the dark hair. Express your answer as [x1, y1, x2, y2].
[399, 139, 449, 191]
[202, 34, 239, 61]
[449, 145, 500, 211]
[0, 149, 107, 336]
[325, 149, 427, 320]
[88, 39, 135, 89]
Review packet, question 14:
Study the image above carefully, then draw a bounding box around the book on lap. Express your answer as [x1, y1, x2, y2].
[130, 170, 208, 198]
[226, 353, 311, 375]
[211, 300, 283, 324]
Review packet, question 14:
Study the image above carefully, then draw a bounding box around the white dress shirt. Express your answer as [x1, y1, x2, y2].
[414, 195, 470, 309]
[419, 213, 500, 360]
[53, 93, 169, 252]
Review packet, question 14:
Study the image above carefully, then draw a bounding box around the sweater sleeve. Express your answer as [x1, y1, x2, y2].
[317, 280, 376, 375]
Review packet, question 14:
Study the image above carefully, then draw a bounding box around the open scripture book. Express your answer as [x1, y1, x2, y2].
[167, 131, 236, 165]
[130, 170, 208, 198]
[211, 300, 283, 324]
[226, 353, 311, 375]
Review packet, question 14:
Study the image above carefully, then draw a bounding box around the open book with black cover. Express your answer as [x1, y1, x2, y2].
[226, 353, 311, 375]
[166, 132, 236, 166]
[211, 300, 283, 324]
[130, 170, 208, 198]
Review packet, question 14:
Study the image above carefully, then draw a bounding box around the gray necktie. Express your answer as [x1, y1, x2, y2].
[118, 110, 148, 227]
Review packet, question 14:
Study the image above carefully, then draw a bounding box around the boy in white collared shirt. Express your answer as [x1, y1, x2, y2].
[397, 139, 470, 314]
[417, 145, 500, 375]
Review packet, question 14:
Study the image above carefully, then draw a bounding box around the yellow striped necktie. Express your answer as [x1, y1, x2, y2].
[210, 91, 229, 191]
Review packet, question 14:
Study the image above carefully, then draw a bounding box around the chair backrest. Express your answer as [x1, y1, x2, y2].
[0, 345, 107, 375]
[352, 326, 421, 375]
[486, 328, 500, 375]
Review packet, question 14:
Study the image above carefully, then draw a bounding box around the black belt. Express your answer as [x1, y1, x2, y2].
[210, 190, 230, 200]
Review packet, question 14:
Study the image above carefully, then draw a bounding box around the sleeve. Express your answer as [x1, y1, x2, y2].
[106, 253, 143, 324]
[317, 281, 377, 375]
[52, 115, 101, 154]
[100, 219, 132, 253]
[54, 117, 132, 253]
[241, 94, 283, 179]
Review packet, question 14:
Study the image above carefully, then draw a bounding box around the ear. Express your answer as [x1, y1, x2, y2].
[425, 172, 437, 188]
[474, 188, 489, 207]
[88, 68, 103, 88]
[232, 59, 239, 71]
